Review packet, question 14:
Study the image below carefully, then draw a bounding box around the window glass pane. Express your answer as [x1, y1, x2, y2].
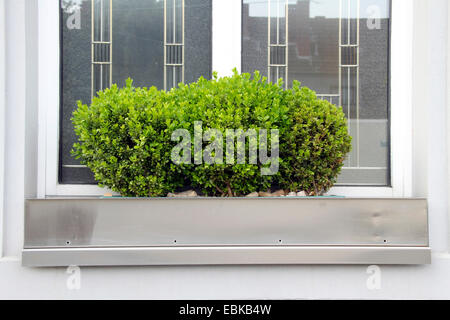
[60, 0, 212, 184]
[242, 0, 391, 186]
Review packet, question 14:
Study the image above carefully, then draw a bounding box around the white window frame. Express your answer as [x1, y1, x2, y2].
[37, 0, 413, 198]
[0, 0, 6, 256]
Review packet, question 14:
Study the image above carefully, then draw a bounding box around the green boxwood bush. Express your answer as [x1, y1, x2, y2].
[72, 79, 184, 197]
[72, 72, 351, 197]
[279, 82, 352, 195]
[166, 71, 290, 196]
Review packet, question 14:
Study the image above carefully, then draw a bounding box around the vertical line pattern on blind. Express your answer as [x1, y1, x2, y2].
[339, 0, 360, 167]
[164, 0, 185, 91]
[267, 0, 288, 89]
[91, 0, 112, 100]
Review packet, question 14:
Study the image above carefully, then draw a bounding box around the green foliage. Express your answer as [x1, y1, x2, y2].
[278, 81, 352, 195]
[166, 70, 290, 196]
[72, 79, 183, 197]
[72, 72, 351, 197]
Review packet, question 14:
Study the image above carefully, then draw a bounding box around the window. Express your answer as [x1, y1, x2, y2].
[54, 0, 406, 195]
[242, 0, 391, 186]
[60, 0, 212, 183]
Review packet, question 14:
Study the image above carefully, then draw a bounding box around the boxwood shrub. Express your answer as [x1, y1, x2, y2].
[72, 72, 351, 197]
[72, 79, 184, 197]
[279, 82, 352, 195]
[165, 71, 290, 196]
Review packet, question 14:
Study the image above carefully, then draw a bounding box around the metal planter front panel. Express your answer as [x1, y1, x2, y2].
[23, 198, 430, 266]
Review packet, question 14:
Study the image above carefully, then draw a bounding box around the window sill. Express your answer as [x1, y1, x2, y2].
[23, 198, 430, 266]
[46, 183, 399, 198]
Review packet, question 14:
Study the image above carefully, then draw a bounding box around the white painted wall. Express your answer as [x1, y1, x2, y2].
[2, 0, 26, 259]
[1, 0, 450, 299]
[426, 0, 449, 254]
[0, 0, 6, 259]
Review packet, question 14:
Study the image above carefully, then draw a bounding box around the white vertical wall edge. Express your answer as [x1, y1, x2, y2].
[427, 0, 449, 253]
[212, 0, 241, 77]
[0, 0, 6, 257]
[4, 0, 26, 257]
[39, 0, 59, 198]
[447, 0, 450, 249]
[412, 0, 429, 198]
[391, 0, 414, 197]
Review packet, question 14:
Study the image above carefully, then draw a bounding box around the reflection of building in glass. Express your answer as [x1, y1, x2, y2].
[243, 0, 390, 185]
[243, 0, 389, 120]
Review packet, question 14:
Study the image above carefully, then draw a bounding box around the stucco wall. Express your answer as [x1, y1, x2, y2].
[0, 0, 449, 299]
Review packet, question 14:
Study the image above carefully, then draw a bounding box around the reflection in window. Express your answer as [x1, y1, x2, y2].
[243, 0, 391, 186]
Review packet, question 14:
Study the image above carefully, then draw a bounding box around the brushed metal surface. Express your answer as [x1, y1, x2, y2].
[24, 198, 429, 248]
[22, 246, 431, 267]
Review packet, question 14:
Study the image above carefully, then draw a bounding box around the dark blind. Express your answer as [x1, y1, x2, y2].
[60, 0, 212, 184]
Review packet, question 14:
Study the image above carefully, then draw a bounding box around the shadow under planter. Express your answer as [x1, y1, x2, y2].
[23, 197, 430, 266]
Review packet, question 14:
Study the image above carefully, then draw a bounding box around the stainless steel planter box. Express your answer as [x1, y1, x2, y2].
[22, 198, 430, 266]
